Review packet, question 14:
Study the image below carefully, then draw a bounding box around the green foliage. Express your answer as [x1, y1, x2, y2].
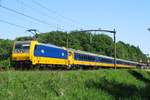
[0, 59, 10, 69]
[0, 39, 13, 68]
[15, 36, 33, 41]
[116, 41, 147, 62]
[92, 34, 114, 55]
[37, 31, 67, 47]
[0, 39, 13, 59]
[0, 70, 150, 99]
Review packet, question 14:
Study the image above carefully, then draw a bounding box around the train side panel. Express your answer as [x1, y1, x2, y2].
[73, 52, 114, 68]
[31, 44, 68, 66]
[72, 52, 136, 68]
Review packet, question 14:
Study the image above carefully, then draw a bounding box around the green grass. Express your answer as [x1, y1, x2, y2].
[0, 69, 150, 100]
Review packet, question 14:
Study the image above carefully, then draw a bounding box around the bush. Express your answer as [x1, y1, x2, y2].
[0, 59, 10, 70]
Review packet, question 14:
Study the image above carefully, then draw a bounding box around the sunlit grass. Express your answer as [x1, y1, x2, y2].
[0, 69, 150, 100]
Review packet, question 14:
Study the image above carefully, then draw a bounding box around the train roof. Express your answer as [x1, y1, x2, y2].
[15, 41, 67, 50]
[38, 43, 67, 50]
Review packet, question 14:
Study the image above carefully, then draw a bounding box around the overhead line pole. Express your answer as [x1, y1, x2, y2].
[66, 32, 69, 48]
[78, 28, 117, 69]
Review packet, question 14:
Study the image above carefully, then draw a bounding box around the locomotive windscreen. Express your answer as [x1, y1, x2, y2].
[13, 42, 30, 53]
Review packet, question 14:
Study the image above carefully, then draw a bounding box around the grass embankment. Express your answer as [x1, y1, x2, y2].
[0, 69, 150, 100]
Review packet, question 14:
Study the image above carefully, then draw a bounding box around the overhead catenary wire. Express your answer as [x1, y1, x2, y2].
[31, 0, 84, 29]
[0, 19, 30, 29]
[15, 0, 65, 29]
[0, 4, 64, 30]
[0, 19, 41, 39]
[16, 0, 57, 21]
[0, 5, 42, 27]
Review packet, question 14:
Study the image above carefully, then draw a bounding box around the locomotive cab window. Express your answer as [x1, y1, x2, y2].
[14, 42, 30, 53]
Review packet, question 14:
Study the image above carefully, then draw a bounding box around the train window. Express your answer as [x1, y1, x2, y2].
[91, 56, 94, 61]
[98, 57, 102, 62]
[75, 53, 96, 62]
[14, 42, 30, 53]
[85, 55, 87, 61]
[88, 56, 90, 61]
[80, 55, 82, 60]
[76, 54, 79, 60]
[89, 56, 92, 61]
[84, 56, 86, 60]
[78, 54, 80, 60]
[117, 61, 122, 64]
[82, 55, 84, 60]
[90, 56, 92, 61]
[87, 56, 89, 61]
[81, 55, 83, 60]
[101, 58, 113, 63]
[83, 55, 85, 60]
[79, 55, 81, 60]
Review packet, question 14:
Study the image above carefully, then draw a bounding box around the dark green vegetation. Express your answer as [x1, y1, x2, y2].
[0, 39, 13, 68]
[0, 69, 150, 100]
[0, 31, 147, 68]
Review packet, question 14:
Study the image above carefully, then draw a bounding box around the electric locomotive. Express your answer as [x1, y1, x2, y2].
[11, 40, 70, 69]
[11, 40, 139, 69]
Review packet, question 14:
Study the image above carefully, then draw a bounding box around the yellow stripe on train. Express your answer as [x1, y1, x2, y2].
[73, 60, 135, 68]
[32, 57, 68, 66]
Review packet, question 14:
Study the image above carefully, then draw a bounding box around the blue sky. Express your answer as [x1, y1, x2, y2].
[0, 0, 150, 54]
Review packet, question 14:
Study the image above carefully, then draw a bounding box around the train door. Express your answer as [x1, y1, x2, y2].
[68, 51, 74, 65]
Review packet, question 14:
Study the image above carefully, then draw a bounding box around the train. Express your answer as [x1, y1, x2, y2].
[11, 40, 141, 69]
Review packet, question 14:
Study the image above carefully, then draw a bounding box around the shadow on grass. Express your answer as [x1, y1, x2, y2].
[85, 70, 150, 99]
[128, 70, 150, 83]
[86, 78, 138, 99]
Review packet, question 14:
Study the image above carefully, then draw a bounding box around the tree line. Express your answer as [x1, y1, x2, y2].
[0, 31, 147, 63]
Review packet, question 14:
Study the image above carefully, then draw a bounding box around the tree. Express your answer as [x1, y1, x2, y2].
[0, 39, 13, 60]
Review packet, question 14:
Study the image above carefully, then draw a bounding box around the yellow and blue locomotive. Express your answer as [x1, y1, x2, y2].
[11, 40, 139, 69]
